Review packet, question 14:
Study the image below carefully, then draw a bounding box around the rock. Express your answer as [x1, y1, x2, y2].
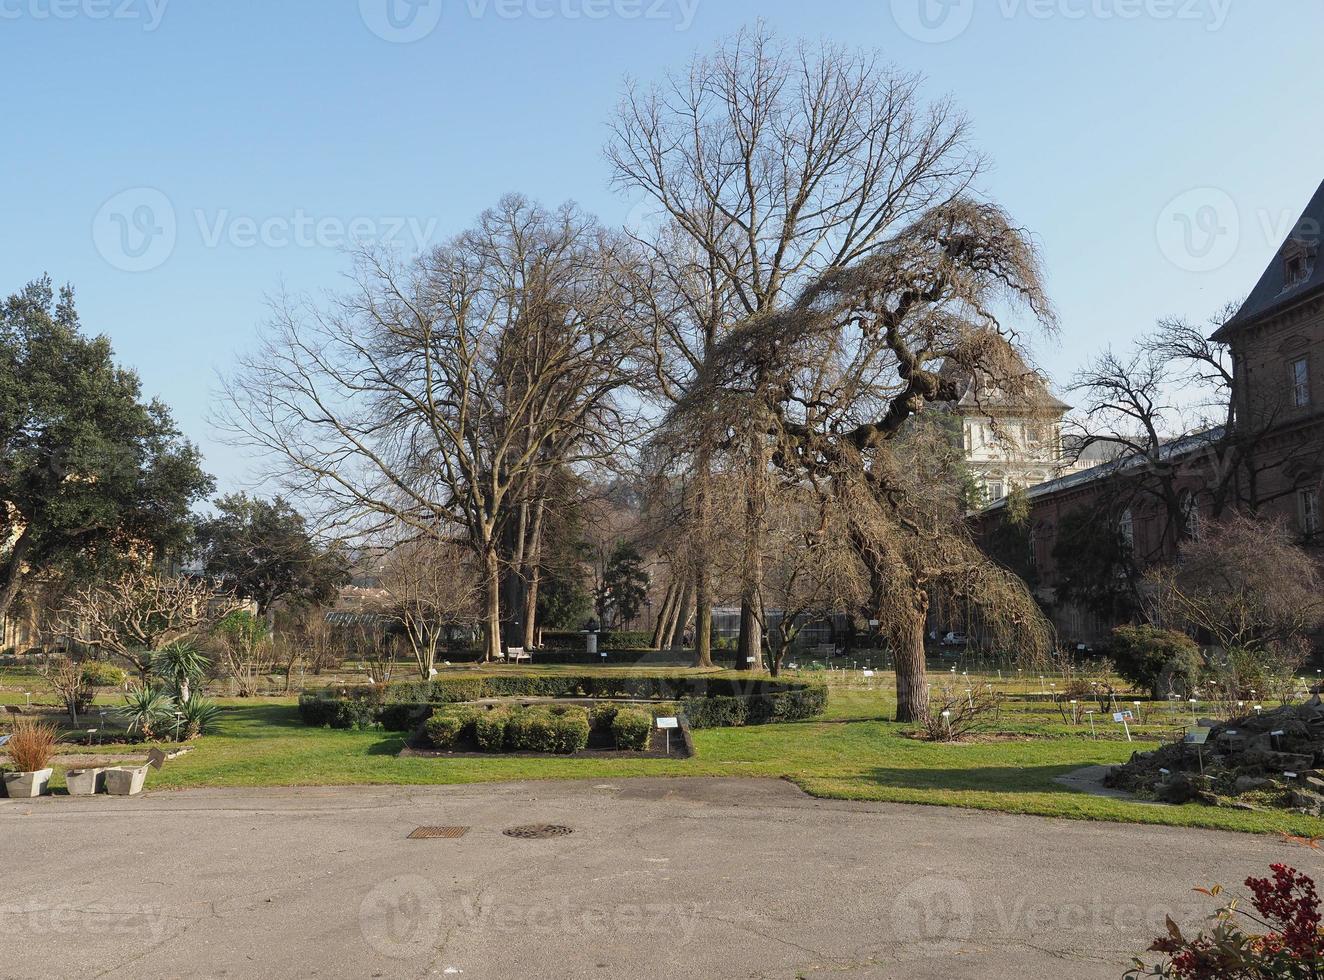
[1233, 775, 1272, 795]
[1290, 790, 1324, 815]
[1242, 749, 1314, 772]
[1305, 776, 1324, 792]
[1157, 775, 1198, 804]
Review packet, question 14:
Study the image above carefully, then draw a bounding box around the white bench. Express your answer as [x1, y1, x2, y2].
[503, 647, 532, 664]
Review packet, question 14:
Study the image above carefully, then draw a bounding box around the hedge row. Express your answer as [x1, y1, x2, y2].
[423, 703, 656, 754]
[539, 630, 654, 651]
[298, 672, 827, 732]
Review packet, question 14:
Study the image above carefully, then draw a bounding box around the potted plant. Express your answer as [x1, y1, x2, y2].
[2, 719, 58, 798]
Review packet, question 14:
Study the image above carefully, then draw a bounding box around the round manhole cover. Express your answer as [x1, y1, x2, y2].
[502, 824, 574, 840]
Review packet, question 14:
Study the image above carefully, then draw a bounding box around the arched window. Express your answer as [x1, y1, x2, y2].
[1118, 508, 1135, 549]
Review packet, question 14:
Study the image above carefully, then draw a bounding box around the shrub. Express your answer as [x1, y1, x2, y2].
[80, 661, 127, 688]
[549, 706, 589, 753]
[180, 697, 220, 739]
[425, 709, 478, 750]
[297, 692, 378, 730]
[378, 702, 432, 733]
[588, 703, 620, 733]
[1128, 864, 1324, 978]
[117, 686, 176, 740]
[6, 718, 58, 772]
[1110, 626, 1203, 699]
[612, 709, 652, 751]
[474, 708, 511, 752]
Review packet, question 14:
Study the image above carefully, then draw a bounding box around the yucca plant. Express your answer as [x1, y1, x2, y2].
[150, 643, 210, 703]
[117, 685, 176, 741]
[179, 697, 220, 739]
[6, 718, 59, 773]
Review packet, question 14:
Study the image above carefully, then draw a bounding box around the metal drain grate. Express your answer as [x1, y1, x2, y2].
[502, 824, 574, 840]
[408, 826, 469, 839]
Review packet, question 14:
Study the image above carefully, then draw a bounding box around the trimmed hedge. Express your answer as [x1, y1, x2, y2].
[298, 672, 827, 732]
[507, 706, 590, 754]
[611, 708, 652, 751]
[475, 707, 511, 752]
[425, 708, 479, 750]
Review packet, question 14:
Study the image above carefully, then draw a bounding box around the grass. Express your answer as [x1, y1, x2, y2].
[9, 663, 1324, 838]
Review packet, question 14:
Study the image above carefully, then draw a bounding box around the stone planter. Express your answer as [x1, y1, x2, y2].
[3, 768, 53, 798]
[65, 767, 107, 796]
[104, 766, 149, 797]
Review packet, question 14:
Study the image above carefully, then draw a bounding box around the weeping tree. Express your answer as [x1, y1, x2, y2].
[609, 24, 983, 669]
[670, 198, 1057, 721]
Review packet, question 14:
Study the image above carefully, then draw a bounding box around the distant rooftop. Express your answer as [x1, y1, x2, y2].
[1217, 176, 1324, 336]
[980, 426, 1226, 513]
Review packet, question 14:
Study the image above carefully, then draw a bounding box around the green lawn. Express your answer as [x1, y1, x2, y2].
[11, 664, 1324, 838]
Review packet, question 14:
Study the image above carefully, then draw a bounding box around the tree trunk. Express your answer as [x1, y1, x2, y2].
[0, 529, 33, 629]
[650, 581, 678, 650]
[520, 496, 547, 650]
[668, 581, 693, 652]
[894, 592, 930, 723]
[736, 428, 767, 671]
[693, 564, 713, 668]
[482, 547, 502, 663]
[737, 600, 762, 671]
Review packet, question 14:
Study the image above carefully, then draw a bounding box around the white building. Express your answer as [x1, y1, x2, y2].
[941, 354, 1089, 504]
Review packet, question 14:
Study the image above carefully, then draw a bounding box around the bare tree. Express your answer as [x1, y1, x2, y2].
[377, 537, 480, 679]
[609, 24, 982, 669]
[219, 196, 641, 662]
[1146, 513, 1324, 653]
[1066, 303, 1322, 552]
[667, 197, 1057, 721]
[61, 570, 239, 679]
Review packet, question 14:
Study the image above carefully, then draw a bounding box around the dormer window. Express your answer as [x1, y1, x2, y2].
[1282, 240, 1314, 289]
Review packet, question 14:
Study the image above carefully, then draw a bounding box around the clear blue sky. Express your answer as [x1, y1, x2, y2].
[3, 0, 1321, 494]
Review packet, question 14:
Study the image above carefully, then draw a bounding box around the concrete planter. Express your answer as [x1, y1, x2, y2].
[3, 768, 53, 798]
[65, 767, 107, 796]
[104, 766, 149, 797]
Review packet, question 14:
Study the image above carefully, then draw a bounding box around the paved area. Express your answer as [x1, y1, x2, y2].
[0, 778, 1313, 979]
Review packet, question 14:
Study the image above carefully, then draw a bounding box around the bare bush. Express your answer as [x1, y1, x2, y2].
[918, 683, 999, 742]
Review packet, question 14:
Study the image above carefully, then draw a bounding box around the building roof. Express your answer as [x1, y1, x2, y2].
[980, 426, 1226, 513]
[939, 348, 1071, 415]
[1216, 177, 1324, 338]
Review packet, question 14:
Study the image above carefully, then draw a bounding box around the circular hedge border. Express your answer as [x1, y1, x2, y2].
[298, 672, 828, 732]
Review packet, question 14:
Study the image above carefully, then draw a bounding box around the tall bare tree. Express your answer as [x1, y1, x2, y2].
[219, 196, 641, 662]
[609, 24, 983, 668]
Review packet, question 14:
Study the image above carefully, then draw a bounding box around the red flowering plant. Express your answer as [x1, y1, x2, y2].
[1127, 865, 1324, 979]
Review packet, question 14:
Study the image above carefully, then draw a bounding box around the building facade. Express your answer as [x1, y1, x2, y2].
[943, 353, 1089, 503]
[976, 177, 1324, 643]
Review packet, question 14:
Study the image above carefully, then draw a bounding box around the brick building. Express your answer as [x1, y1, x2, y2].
[977, 178, 1324, 643]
